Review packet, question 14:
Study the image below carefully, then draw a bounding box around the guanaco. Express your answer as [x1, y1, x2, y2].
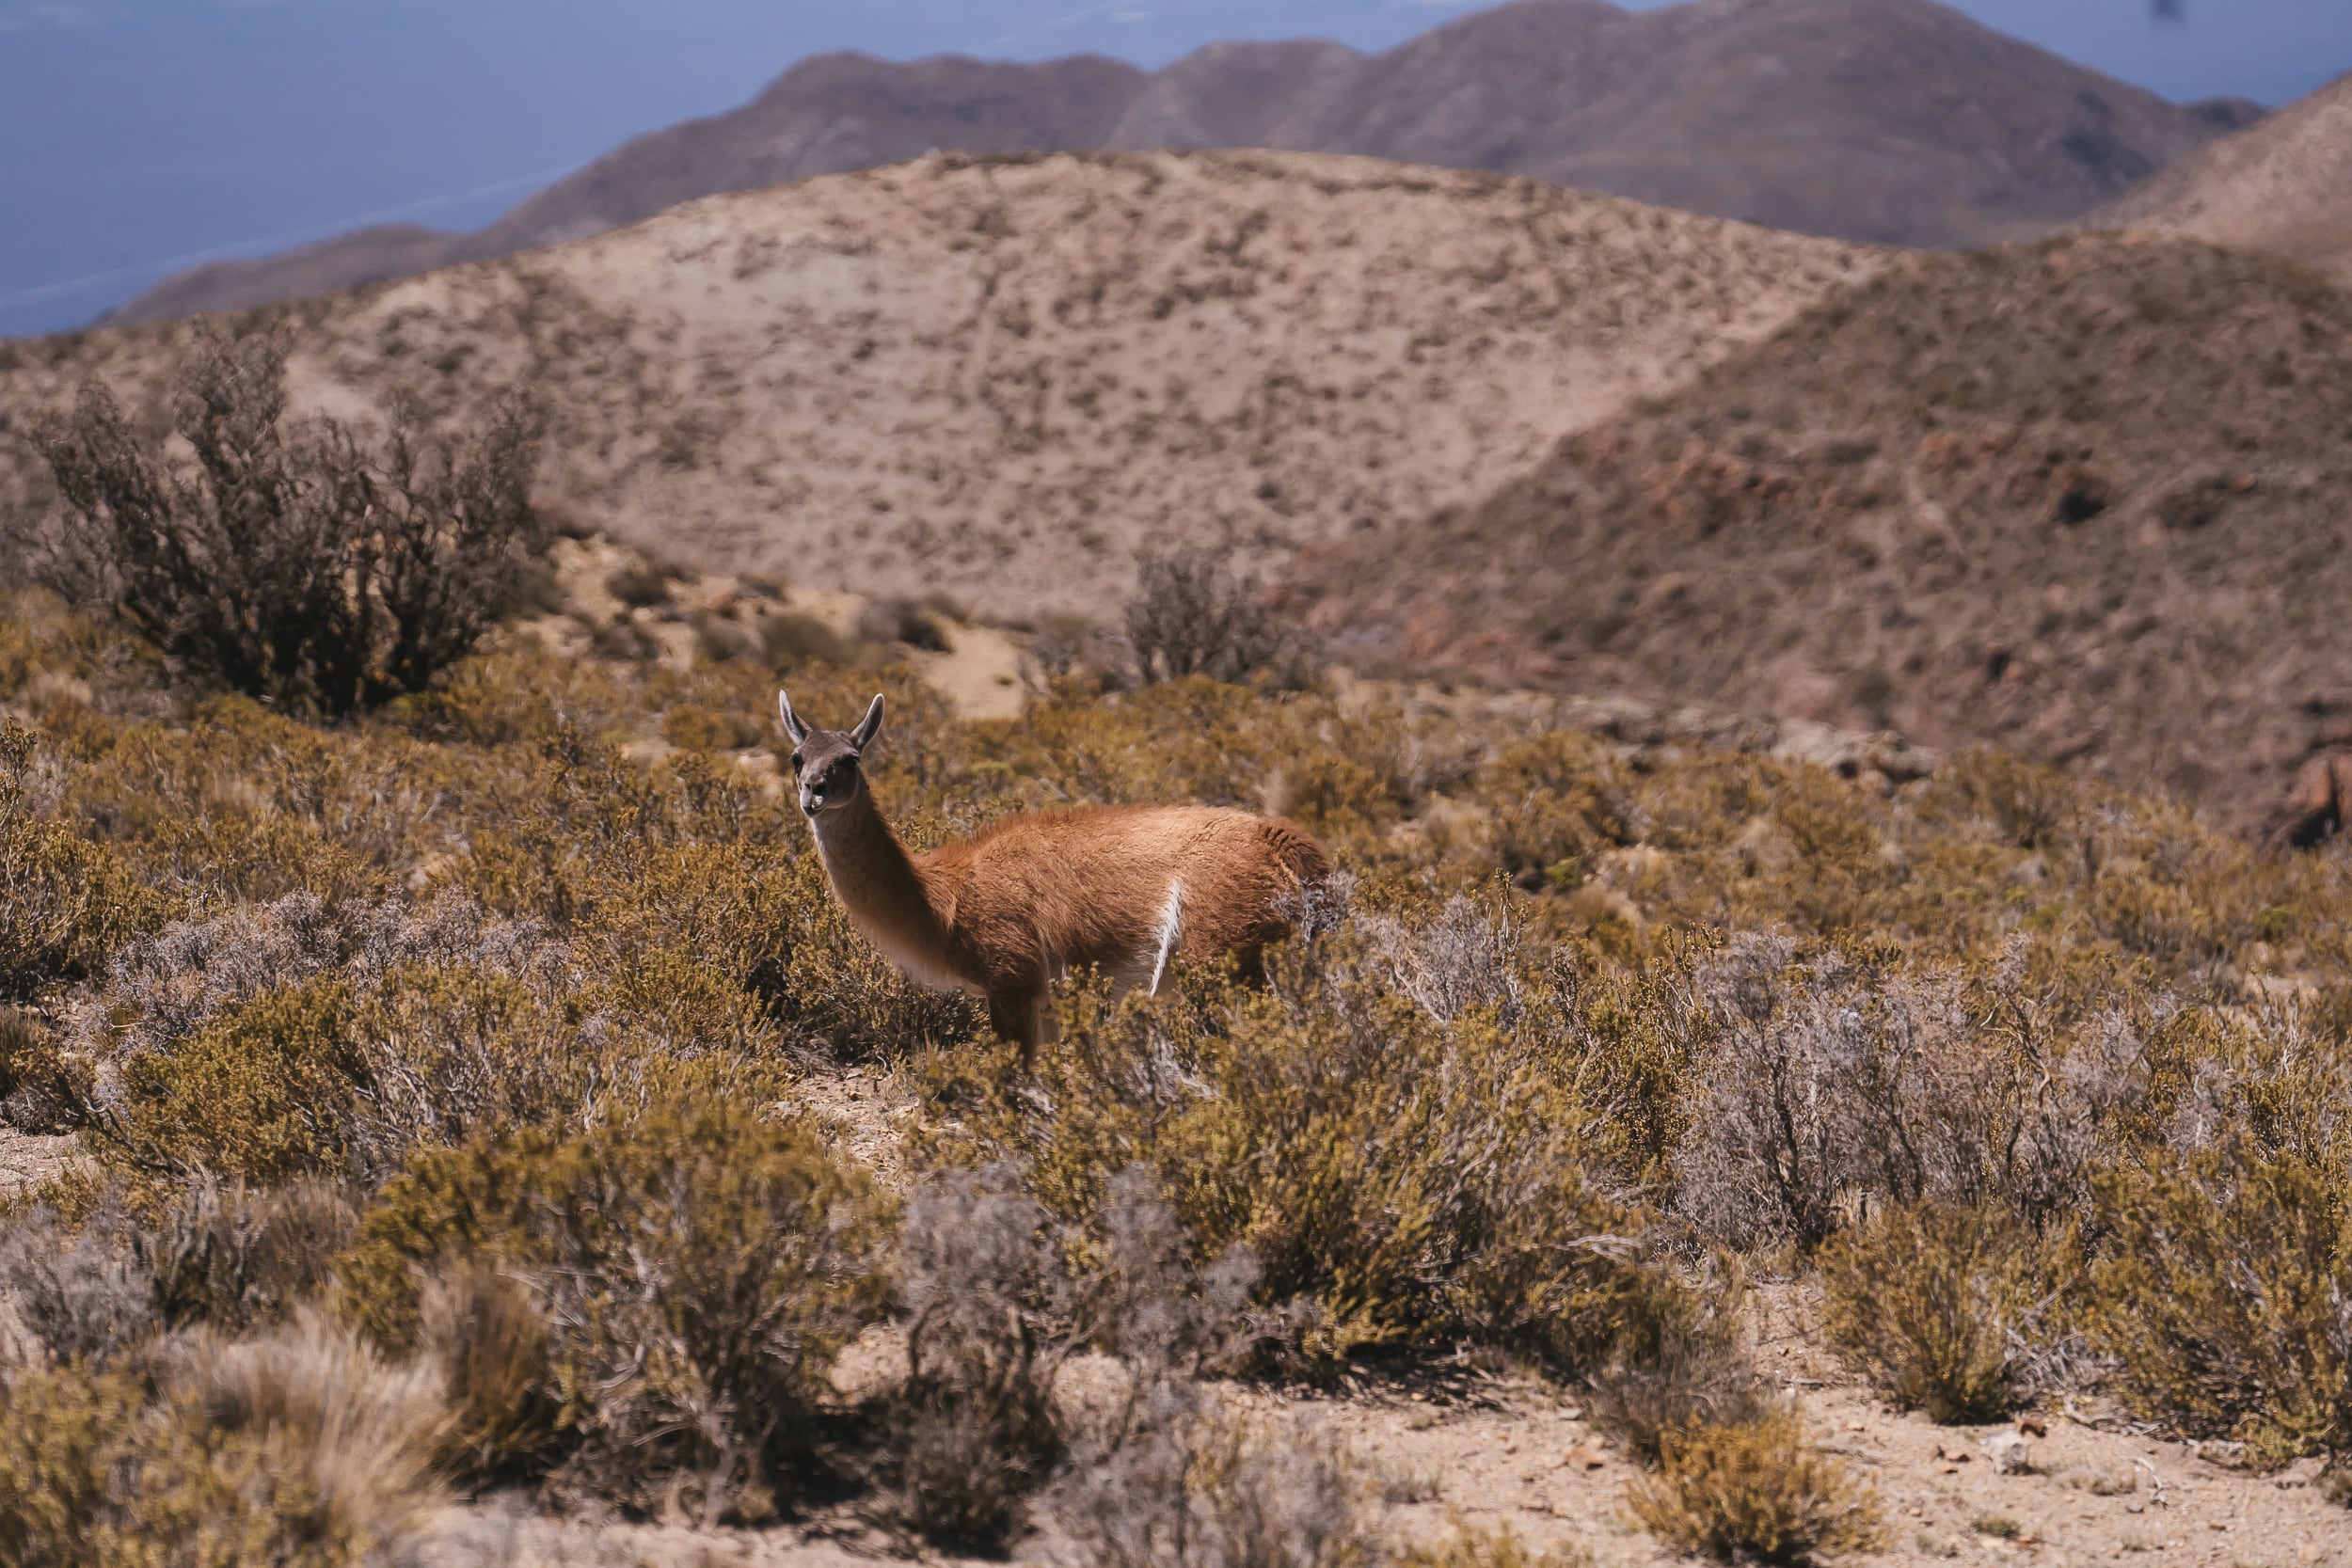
[777, 689, 1335, 1052]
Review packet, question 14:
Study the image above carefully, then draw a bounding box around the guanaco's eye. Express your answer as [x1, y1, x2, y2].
[787, 752, 803, 773]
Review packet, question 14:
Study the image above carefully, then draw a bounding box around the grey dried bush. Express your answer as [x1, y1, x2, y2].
[24, 328, 545, 716]
[879, 1163, 1073, 1550]
[1125, 547, 1316, 688]
[1078, 1166, 1268, 1388]
[1674, 934, 2150, 1248]
[0, 1197, 158, 1364]
[1049, 1388, 1379, 1568]
[0, 1175, 356, 1364]
[1585, 1278, 1772, 1465]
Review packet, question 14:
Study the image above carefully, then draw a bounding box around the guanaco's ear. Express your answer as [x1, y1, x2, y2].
[849, 692, 885, 752]
[776, 689, 809, 747]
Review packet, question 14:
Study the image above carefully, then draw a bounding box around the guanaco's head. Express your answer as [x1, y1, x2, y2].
[776, 689, 884, 818]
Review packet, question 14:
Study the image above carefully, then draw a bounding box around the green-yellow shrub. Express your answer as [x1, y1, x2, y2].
[2089, 1150, 2352, 1464]
[1627, 1409, 1884, 1565]
[1820, 1200, 2034, 1422]
[343, 1088, 892, 1519]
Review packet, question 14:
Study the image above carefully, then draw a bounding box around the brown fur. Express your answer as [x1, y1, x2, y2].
[778, 690, 1333, 1053]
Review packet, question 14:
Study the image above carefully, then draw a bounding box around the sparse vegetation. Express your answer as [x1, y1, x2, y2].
[2, 546, 2350, 1554]
[21, 330, 546, 717]
[1126, 546, 1315, 688]
[1626, 1409, 1884, 1565]
[1820, 1200, 2037, 1422]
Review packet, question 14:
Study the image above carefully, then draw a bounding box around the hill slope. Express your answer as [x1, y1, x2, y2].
[2090, 71, 2352, 284]
[104, 0, 2249, 325]
[2, 150, 1874, 622]
[1294, 234, 2352, 832]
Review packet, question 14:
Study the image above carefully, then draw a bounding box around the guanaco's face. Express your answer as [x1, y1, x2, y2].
[776, 690, 885, 819]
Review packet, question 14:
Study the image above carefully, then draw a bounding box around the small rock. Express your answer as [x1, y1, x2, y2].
[1564, 1444, 1608, 1472]
[2017, 1417, 2048, 1437]
[2275, 1455, 2328, 1489]
[2190, 1438, 2248, 1469]
[1981, 1431, 2033, 1476]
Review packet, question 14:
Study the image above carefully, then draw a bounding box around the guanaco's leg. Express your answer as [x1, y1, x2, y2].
[988, 986, 1050, 1069]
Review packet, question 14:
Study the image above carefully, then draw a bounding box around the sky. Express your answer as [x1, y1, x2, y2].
[2, 0, 2348, 339]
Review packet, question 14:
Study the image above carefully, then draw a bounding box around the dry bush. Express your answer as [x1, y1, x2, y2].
[759, 608, 861, 669]
[0, 1004, 94, 1132]
[1481, 733, 1634, 891]
[1125, 548, 1315, 688]
[856, 596, 951, 652]
[1820, 1200, 2037, 1423]
[1391, 1519, 1592, 1568]
[343, 1088, 891, 1522]
[1585, 1286, 1772, 1466]
[877, 1164, 1071, 1549]
[24, 329, 546, 716]
[181, 1308, 449, 1558]
[1675, 934, 2149, 1248]
[144, 1176, 358, 1336]
[0, 1315, 445, 1567]
[0, 1175, 357, 1365]
[605, 559, 676, 609]
[2088, 1148, 2352, 1464]
[415, 1261, 563, 1489]
[1626, 1408, 1883, 1565]
[0, 1197, 159, 1366]
[1048, 1392, 1379, 1568]
[927, 909, 1694, 1371]
[0, 720, 158, 1001]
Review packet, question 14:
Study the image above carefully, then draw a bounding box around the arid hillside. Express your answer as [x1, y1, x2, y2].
[1295, 233, 2352, 834]
[1, 150, 1874, 623]
[2090, 70, 2352, 284]
[105, 0, 2252, 324]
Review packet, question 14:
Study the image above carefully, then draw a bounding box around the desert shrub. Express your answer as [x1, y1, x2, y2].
[1819, 1200, 2035, 1422]
[342, 1088, 891, 1521]
[1482, 733, 1633, 890]
[660, 701, 765, 752]
[857, 596, 951, 652]
[25, 329, 546, 717]
[877, 1165, 1071, 1549]
[927, 913, 1694, 1370]
[2088, 1148, 2352, 1464]
[1626, 1408, 1883, 1565]
[0, 1316, 445, 1568]
[1048, 1393, 1379, 1568]
[760, 608, 861, 669]
[1125, 547, 1314, 688]
[0, 1176, 357, 1364]
[605, 559, 676, 609]
[0, 721, 159, 1000]
[414, 1261, 562, 1489]
[175, 1310, 449, 1558]
[0, 1198, 160, 1366]
[1675, 934, 2149, 1248]
[144, 1176, 358, 1336]
[0, 1005, 94, 1132]
[1391, 1520, 1591, 1568]
[1584, 1283, 1772, 1465]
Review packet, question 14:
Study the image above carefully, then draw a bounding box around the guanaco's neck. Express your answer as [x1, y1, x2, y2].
[807, 787, 959, 983]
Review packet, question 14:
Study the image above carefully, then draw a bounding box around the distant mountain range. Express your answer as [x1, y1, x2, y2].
[2091, 69, 2352, 285]
[106, 0, 2261, 326]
